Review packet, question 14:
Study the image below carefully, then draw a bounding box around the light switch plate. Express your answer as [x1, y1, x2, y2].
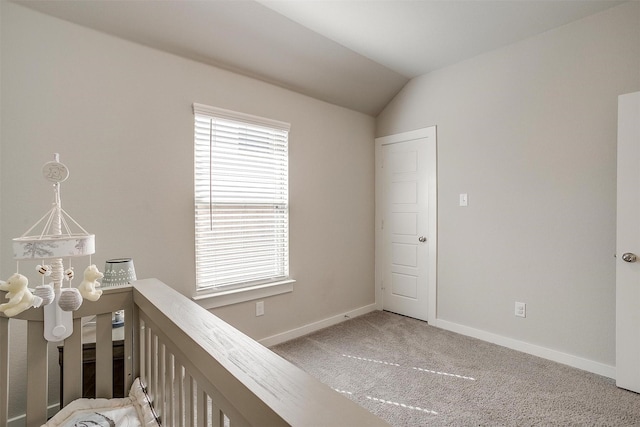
[459, 193, 468, 206]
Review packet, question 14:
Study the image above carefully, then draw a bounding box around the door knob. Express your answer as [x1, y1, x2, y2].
[418, 236, 427, 243]
[622, 252, 637, 263]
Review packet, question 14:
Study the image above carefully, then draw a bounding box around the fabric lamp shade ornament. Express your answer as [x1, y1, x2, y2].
[0, 153, 103, 342]
[102, 258, 136, 287]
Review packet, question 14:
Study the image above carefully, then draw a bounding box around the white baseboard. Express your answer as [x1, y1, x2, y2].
[434, 319, 616, 379]
[8, 403, 60, 427]
[259, 304, 378, 347]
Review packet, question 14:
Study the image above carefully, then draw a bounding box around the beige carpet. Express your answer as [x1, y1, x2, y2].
[271, 311, 640, 426]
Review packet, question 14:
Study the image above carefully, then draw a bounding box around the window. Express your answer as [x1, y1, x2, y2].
[193, 104, 290, 296]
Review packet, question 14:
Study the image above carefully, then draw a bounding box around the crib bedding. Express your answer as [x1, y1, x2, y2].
[43, 378, 159, 427]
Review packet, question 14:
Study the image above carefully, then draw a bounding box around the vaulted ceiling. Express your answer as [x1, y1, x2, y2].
[13, 0, 624, 116]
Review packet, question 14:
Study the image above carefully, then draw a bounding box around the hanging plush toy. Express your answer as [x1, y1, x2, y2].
[77, 264, 103, 302]
[34, 285, 55, 306]
[34, 264, 55, 306]
[59, 288, 83, 311]
[37, 264, 52, 276]
[0, 273, 44, 317]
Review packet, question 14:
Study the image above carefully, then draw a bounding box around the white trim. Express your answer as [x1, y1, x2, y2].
[374, 139, 384, 312]
[435, 319, 616, 379]
[376, 127, 434, 145]
[193, 103, 290, 131]
[194, 280, 295, 309]
[375, 126, 437, 324]
[259, 304, 378, 347]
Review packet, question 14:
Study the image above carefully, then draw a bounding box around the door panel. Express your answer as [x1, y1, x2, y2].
[392, 243, 417, 267]
[616, 91, 640, 393]
[389, 150, 417, 173]
[391, 212, 417, 235]
[391, 273, 418, 299]
[391, 181, 417, 204]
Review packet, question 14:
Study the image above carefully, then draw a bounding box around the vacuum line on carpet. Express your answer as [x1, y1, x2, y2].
[365, 396, 438, 415]
[412, 366, 476, 381]
[342, 354, 401, 367]
[333, 389, 438, 416]
[341, 353, 475, 381]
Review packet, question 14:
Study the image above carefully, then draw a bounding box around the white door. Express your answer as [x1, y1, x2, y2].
[375, 127, 437, 323]
[616, 91, 640, 393]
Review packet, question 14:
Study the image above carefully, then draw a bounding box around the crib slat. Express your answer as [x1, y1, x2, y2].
[149, 331, 157, 404]
[0, 317, 9, 427]
[62, 317, 83, 406]
[126, 303, 137, 391]
[146, 324, 152, 393]
[174, 356, 183, 426]
[139, 320, 146, 388]
[95, 313, 113, 398]
[196, 385, 206, 427]
[211, 401, 222, 427]
[165, 352, 173, 425]
[152, 333, 161, 420]
[186, 373, 194, 426]
[141, 321, 149, 389]
[158, 343, 166, 422]
[176, 362, 184, 426]
[26, 321, 47, 426]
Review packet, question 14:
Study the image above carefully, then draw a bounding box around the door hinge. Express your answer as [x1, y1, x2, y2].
[381, 219, 384, 230]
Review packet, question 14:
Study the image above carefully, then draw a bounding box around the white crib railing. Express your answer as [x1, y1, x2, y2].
[1, 279, 390, 427]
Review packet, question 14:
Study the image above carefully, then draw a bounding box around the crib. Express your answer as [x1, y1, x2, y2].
[1, 278, 390, 427]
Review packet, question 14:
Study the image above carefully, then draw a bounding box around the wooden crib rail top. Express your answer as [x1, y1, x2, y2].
[133, 278, 390, 427]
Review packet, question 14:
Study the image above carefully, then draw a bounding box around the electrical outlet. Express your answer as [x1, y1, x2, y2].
[256, 301, 264, 317]
[515, 302, 526, 318]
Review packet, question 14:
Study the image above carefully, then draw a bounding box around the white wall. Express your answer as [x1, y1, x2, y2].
[0, 2, 376, 418]
[377, 1, 640, 368]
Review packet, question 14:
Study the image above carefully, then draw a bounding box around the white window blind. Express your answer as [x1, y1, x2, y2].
[193, 103, 290, 293]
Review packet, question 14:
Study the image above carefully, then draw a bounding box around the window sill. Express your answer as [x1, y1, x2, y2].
[193, 279, 295, 309]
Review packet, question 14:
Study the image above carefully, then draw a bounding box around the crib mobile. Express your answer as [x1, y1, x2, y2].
[0, 153, 103, 341]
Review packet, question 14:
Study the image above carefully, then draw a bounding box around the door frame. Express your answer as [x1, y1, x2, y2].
[375, 126, 437, 324]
